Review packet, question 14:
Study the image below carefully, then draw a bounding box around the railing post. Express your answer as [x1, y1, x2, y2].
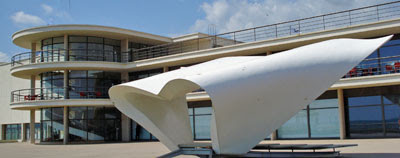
[323, 15, 326, 30]
[233, 32, 236, 44]
[298, 20, 301, 34]
[349, 11, 352, 25]
[376, 6, 380, 21]
[253, 29, 256, 41]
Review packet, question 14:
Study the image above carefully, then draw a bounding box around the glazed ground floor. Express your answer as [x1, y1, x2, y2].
[1, 84, 400, 143]
[0, 139, 400, 158]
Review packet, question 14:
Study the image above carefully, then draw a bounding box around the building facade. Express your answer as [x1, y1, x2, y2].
[1, 1, 400, 144]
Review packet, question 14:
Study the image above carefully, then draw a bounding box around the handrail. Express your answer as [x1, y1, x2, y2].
[10, 1, 400, 65]
[10, 86, 110, 103]
[11, 49, 121, 67]
[123, 1, 400, 62]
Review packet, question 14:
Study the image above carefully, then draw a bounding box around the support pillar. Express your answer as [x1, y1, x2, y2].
[266, 51, 272, 56]
[63, 106, 69, 144]
[29, 109, 35, 144]
[121, 39, 129, 63]
[163, 66, 169, 72]
[31, 43, 36, 63]
[270, 130, 277, 140]
[121, 72, 129, 83]
[337, 89, 346, 139]
[121, 114, 131, 141]
[64, 34, 69, 61]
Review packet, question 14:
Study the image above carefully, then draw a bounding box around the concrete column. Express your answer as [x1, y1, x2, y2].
[121, 72, 129, 83]
[31, 43, 36, 63]
[121, 113, 131, 141]
[266, 51, 272, 56]
[0, 124, 3, 140]
[121, 39, 129, 63]
[163, 66, 169, 72]
[64, 34, 69, 61]
[29, 109, 35, 144]
[63, 106, 69, 144]
[270, 130, 277, 140]
[337, 89, 346, 139]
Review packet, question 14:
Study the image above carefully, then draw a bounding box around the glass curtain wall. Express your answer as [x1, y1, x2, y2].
[345, 85, 400, 138]
[345, 35, 400, 77]
[40, 71, 65, 100]
[41, 107, 64, 142]
[26, 123, 41, 140]
[68, 107, 121, 142]
[188, 101, 212, 140]
[69, 36, 121, 62]
[128, 68, 163, 81]
[277, 90, 340, 139]
[41, 37, 65, 62]
[5, 124, 21, 140]
[68, 70, 121, 99]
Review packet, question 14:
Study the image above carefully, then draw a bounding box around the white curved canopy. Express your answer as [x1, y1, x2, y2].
[109, 35, 392, 154]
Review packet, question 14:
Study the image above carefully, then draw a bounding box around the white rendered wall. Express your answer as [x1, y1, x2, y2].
[0, 63, 40, 138]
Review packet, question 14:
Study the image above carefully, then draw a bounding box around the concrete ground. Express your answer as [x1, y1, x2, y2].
[0, 139, 399, 158]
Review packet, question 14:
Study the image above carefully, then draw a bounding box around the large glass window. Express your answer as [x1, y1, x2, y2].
[5, 124, 21, 140]
[344, 34, 400, 78]
[68, 70, 121, 99]
[188, 100, 212, 140]
[69, 36, 121, 62]
[40, 107, 64, 142]
[345, 85, 400, 138]
[40, 37, 65, 62]
[40, 71, 65, 100]
[128, 69, 163, 81]
[68, 107, 121, 142]
[278, 90, 340, 139]
[26, 123, 41, 140]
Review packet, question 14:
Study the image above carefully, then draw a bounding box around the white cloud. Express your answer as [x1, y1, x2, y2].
[0, 52, 10, 63]
[190, 0, 396, 34]
[10, 11, 46, 26]
[41, 4, 54, 14]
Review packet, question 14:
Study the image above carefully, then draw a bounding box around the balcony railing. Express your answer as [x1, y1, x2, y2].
[11, 87, 109, 103]
[343, 55, 400, 78]
[123, 1, 400, 62]
[11, 49, 121, 67]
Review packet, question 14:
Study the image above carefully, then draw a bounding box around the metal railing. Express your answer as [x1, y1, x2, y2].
[343, 55, 400, 78]
[123, 1, 400, 62]
[11, 49, 121, 67]
[11, 86, 110, 103]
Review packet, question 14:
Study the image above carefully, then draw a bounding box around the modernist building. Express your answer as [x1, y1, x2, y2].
[1, 1, 400, 144]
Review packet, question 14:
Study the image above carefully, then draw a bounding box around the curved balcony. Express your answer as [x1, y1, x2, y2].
[10, 87, 113, 110]
[10, 49, 124, 79]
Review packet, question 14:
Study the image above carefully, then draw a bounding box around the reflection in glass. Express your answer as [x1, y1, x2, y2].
[348, 106, 384, 138]
[309, 108, 340, 138]
[384, 105, 400, 137]
[278, 110, 308, 139]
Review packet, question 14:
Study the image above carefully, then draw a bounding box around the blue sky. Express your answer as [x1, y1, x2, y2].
[0, 0, 395, 62]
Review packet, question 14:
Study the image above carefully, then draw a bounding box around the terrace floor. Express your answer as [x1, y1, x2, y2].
[0, 138, 399, 158]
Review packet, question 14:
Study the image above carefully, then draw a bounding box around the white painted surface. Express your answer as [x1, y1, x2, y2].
[110, 36, 391, 154]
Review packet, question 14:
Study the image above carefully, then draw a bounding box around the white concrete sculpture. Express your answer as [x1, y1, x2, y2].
[109, 35, 392, 154]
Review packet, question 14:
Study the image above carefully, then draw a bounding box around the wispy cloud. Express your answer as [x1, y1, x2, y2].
[190, 0, 396, 34]
[0, 51, 10, 63]
[41, 4, 54, 14]
[10, 11, 46, 26]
